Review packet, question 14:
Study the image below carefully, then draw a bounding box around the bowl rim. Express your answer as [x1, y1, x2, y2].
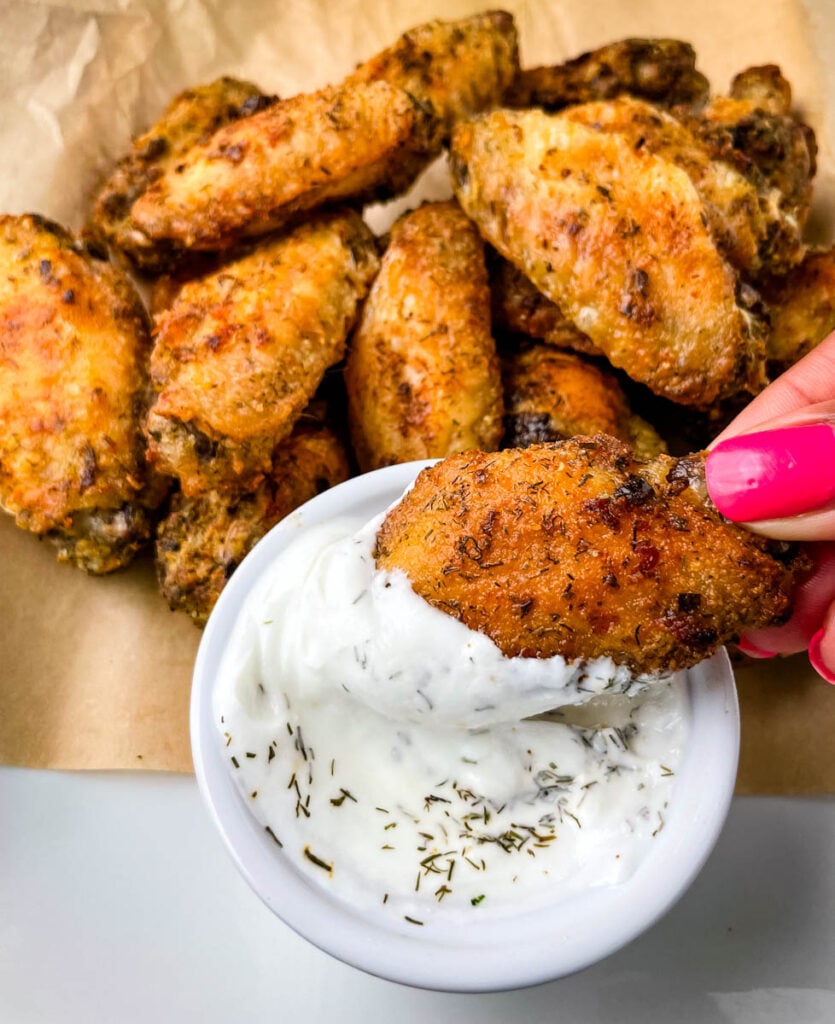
[191, 460, 740, 993]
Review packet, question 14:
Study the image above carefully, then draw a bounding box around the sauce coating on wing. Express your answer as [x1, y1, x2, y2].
[375, 437, 804, 674]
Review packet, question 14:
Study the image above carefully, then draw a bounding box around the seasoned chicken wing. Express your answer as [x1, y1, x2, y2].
[506, 38, 709, 115]
[91, 76, 275, 269]
[145, 209, 378, 495]
[375, 437, 805, 674]
[0, 214, 158, 572]
[346, 10, 519, 146]
[451, 108, 765, 407]
[345, 201, 503, 471]
[156, 412, 349, 626]
[502, 346, 666, 457]
[761, 247, 835, 372]
[119, 81, 433, 266]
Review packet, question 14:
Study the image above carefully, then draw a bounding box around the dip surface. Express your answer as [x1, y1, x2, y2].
[215, 511, 690, 924]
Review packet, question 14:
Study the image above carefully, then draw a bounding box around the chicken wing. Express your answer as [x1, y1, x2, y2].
[375, 436, 805, 674]
[502, 346, 666, 457]
[506, 38, 709, 115]
[0, 214, 158, 572]
[91, 76, 275, 270]
[346, 10, 519, 146]
[760, 247, 835, 372]
[156, 411, 349, 626]
[145, 209, 378, 495]
[345, 200, 503, 471]
[119, 80, 433, 266]
[450, 108, 765, 407]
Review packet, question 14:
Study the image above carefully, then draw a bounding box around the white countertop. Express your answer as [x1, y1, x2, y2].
[1, 769, 833, 1022]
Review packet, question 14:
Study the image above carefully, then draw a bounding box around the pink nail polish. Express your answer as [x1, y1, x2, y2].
[706, 423, 835, 521]
[736, 637, 777, 659]
[809, 628, 835, 685]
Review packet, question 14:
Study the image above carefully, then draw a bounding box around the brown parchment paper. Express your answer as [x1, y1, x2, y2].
[0, 0, 833, 788]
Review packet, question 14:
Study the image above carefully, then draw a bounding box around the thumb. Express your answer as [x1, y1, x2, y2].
[705, 400, 835, 541]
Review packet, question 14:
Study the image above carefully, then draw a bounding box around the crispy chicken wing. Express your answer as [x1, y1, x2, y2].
[156, 412, 349, 626]
[375, 436, 805, 674]
[346, 11, 519, 147]
[506, 38, 709, 115]
[760, 247, 835, 372]
[687, 67, 816, 269]
[119, 80, 433, 266]
[145, 209, 378, 495]
[502, 346, 666, 457]
[451, 108, 765, 407]
[0, 214, 159, 572]
[91, 77, 275, 269]
[345, 200, 503, 471]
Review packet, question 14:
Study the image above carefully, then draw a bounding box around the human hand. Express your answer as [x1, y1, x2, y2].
[705, 332, 835, 683]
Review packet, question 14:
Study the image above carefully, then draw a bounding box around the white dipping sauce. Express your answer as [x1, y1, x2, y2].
[215, 510, 690, 925]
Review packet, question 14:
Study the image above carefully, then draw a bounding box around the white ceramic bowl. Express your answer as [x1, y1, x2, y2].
[191, 461, 740, 992]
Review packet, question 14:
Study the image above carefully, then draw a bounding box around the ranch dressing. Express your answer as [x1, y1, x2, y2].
[216, 511, 689, 924]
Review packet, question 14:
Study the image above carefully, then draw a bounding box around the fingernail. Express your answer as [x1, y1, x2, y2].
[736, 637, 777, 659]
[706, 423, 835, 521]
[808, 628, 835, 684]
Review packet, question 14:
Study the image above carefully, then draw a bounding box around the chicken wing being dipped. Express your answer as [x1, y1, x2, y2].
[156, 410, 350, 626]
[145, 209, 378, 496]
[345, 200, 503, 471]
[0, 214, 160, 573]
[375, 436, 806, 675]
[506, 38, 710, 115]
[118, 80, 433, 267]
[450, 108, 766, 407]
[502, 345, 666, 458]
[90, 76, 276, 270]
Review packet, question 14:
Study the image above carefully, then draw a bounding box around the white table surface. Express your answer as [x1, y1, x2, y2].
[1, 771, 834, 1023]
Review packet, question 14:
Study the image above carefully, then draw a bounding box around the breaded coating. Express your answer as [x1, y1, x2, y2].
[560, 97, 789, 279]
[490, 256, 603, 356]
[0, 214, 157, 573]
[156, 414, 350, 626]
[120, 81, 433, 265]
[145, 210, 378, 495]
[760, 247, 835, 371]
[345, 201, 503, 471]
[506, 38, 709, 115]
[375, 437, 805, 674]
[688, 67, 816, 267]
[451, 108, 765, 407]
[91, 77, 275, 269]
[502, 346, 666, 458]
[346, 11, 519, 146]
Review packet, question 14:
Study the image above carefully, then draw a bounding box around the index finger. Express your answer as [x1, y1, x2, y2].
[713, 331, 835, 445]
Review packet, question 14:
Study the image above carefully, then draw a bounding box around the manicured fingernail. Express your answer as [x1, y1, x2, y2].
[706, 423, 835, 521]
[736, 637, 777, 659]
[808, 628, 835, 684]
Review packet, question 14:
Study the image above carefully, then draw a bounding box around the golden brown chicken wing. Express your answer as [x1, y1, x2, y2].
[91, 76, 275, 269]
[346, 10, 519, 146]
[450, 108, 766, 407]
[761, 247, 835, 372]
[506, 38, 709, 115]
[145, 209, 378, 495]
[156, 412, 349, 625]
[0, 214, 159, 572]
[345, 200, 503, 471]
[502, 346, 666, 457]
[375, 436, 805, 674]
[118, 80, 433, 266]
